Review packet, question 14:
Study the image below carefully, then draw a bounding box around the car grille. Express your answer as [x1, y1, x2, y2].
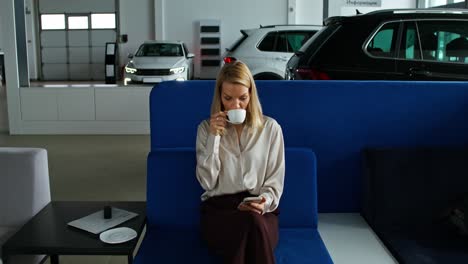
[136, 69, 172, 76]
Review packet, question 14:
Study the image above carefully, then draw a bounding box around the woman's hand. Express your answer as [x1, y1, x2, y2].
[238, 196, 266, 214]
[210, 111, 227, 135]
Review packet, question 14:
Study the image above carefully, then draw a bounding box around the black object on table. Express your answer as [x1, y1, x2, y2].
[2, 201, 146, 264]
[104, 205, 112, 219]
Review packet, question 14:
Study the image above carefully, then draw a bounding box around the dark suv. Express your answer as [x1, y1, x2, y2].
[286, 9, 468, 81]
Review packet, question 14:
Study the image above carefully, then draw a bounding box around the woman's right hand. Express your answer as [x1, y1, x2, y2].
[210, 111, 227, 135]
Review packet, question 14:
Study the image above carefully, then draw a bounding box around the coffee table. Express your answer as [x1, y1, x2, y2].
[2, 201, 146, 264]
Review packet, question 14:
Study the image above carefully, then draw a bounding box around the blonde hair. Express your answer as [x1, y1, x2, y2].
[211, 61, 264, 130]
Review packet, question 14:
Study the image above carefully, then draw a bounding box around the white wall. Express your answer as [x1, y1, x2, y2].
[16, 86, 151, 134]
[162, 0, 288, 53]
[0, 25, 3, 54]
[297, 0, 323, 25]
[158, 0, 288, 78]
[427, 0, 450, 7]
[0, 84, 7, 133]
[118, 0, 155, 70]
[329, 0, 416, 17]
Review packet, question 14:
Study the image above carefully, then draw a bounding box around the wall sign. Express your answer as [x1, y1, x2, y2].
[343, 0, 381, 7]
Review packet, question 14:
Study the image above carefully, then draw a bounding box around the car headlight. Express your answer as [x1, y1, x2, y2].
[170, 67, 185, 74]
[125, 66, 137, 74]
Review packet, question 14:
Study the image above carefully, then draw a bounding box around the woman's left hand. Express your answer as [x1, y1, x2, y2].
[238, 196, 266, 214]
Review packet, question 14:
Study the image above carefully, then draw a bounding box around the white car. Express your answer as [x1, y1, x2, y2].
[124, 41, 194, 84]
[223, 25, 321, 80]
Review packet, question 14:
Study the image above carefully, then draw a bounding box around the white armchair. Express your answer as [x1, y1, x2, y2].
[0, 148, 51, 264]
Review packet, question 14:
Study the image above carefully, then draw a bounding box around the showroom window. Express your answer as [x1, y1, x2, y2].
[91, 14, 116, 29]
[41, 13, 116, 30]
[35, 0, 118, 81]
[420, 0, 466, 8]
[41, 14, 66, 30]
[38, 11, 117, 81]
[68, 16, 89, 30]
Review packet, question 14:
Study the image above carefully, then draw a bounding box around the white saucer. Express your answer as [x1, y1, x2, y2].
[99, 227, 137, 244]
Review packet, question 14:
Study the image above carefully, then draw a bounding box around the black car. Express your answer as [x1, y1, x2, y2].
[286, 9, 468, 81]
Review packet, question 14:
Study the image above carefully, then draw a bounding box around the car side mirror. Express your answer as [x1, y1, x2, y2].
[128, 53, 134, 59]
[187, 53, 195, 59]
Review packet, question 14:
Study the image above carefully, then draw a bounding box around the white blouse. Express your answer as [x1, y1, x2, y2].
[196, 116, 285, 213]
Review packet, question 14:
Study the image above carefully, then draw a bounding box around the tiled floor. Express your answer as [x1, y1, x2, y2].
[0, 134, 149, 202]
[318, 213, 397, 264]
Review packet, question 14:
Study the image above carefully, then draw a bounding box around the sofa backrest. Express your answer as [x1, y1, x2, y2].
[0, 148, 51, 227]
[150, 80, 468, 212]
[146, 148, 318, 229]
[0, 147, 51, 264]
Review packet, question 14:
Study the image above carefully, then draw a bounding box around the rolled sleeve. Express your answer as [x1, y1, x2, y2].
[196, 121, 221, 191]
[260, 122, 285, 213]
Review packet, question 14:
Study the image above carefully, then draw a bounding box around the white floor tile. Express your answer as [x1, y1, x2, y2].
[318, 213, 398, 264]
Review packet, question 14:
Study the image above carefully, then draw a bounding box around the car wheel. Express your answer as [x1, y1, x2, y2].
[254, 73, 283, 80]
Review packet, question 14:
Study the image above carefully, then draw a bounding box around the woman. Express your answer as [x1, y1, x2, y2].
[196, 61, 285, 264]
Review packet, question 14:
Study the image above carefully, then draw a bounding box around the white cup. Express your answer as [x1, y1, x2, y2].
[227, 109, 246, 124]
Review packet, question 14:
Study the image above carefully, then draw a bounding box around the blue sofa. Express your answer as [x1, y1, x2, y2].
[136, 80, 468, 263]
[134, 148, 332, 263]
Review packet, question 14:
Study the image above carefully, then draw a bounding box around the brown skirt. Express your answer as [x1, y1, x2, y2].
[200, 191, 279, 264]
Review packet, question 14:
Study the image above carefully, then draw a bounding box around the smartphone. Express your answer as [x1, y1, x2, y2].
[242, 196, 263, 203]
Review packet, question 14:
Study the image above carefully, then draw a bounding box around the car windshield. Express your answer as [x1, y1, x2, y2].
[136, 43, 183, 57]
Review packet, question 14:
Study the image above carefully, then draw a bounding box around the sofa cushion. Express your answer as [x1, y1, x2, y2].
[275, 228, 333, 264]
[147, 148, 318, 229]
[146, 148, 204, 229]
[379, 227, 468, 264]
[279, 149, 318, 228]
[133, 228, 333, 264]
[362, 147, 468, 232]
